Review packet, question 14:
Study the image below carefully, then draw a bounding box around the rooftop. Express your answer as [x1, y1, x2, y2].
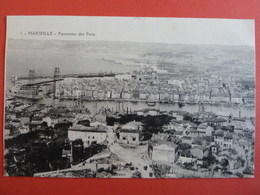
[136, 108, 159, 113]
[151, 140, 177, 149]
[69, 124, 106, 133]
[198, 123, 208, 129]
[119, 129, 141, 133]
[214, 129, 224, 136]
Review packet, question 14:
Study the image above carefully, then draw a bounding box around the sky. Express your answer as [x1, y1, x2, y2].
[7, 16, 255, 46]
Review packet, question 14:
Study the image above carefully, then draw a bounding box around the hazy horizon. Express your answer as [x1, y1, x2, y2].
[5, 39, 255, 83]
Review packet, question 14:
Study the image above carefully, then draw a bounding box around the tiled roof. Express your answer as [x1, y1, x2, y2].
[69, 124, 106, 132]
[214, 129, 224, 136]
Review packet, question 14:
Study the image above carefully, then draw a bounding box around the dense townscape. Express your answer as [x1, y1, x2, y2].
[4, 41, 255, 178]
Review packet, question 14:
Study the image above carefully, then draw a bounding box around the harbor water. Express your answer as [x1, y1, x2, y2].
[38, 98, 255, 118]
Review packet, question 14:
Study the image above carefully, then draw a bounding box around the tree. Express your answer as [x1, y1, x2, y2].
[243, 166, 254, 175]
[78, 120, 90, 127]
[178, 143, 191, 151]
[220, 158, 229, 171]
[203, 154, 216, 167]
[72, 139, 84, 163]
[132, 170, 142, 178]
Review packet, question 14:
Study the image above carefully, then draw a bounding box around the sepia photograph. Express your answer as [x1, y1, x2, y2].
[3, 16, 255, 178]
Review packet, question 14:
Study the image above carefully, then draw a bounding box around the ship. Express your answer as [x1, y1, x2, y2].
[14, 94, 43, 101]
[146, 101, 156, 106]
[188, 101, 197, 105]
[178, 101, 185, 108]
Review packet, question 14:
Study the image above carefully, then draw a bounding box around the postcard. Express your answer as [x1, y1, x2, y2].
[4, 16, 255, 178]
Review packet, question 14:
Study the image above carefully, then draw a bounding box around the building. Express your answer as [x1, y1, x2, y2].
[20, 112, 32, 123]
[117, 129, 141, 147]
[197, 123, 208, 136]
[28, 121, 44, 131]
[121, 121, 143, 131]
[190, 146, 209, 166]
[122, 91, 131, 99]
[181, 136, 193, 145]
[42, 116, 59, 128]
[214, 130, 233, 149]
[149, 141, 178, 165]
[171, 111, 187, 121]
[6, 111, 17, 120]
[178, 150, 195, 165]
[68, 124, 107, 147]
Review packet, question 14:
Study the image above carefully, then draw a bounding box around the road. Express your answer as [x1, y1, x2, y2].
[109, 143, 155, 178]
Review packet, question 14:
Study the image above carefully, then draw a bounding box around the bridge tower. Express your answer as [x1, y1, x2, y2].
[28, 69, 39, 97]
[53, 67, 60, 98]
[198, 102, 205, 113]
[28, 69, 37, 84]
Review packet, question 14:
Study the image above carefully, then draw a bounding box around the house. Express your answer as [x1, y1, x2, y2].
[4, 124, 12, 137]
[168, 79, 184, 86]
[170, 111, 187, 121]
[160, 92, 170, 101]
[231, 97, 243, 104]
[214, 129, 224, 146]
[62, 149, 72, 162]
[223, 133, 233, 148]
[28, 121, 44, 131]
[122, 91, 131, 99]
[151, 133, 169, 142]
[121, 121, 143, 131]
[181, 136, 193, 145]
[163, 123, 175, 132]
[205, 126, 213, 136]
[6, 111, 17, 120]
[105, 91, 111, 99]
[132, 89, 140, 99]
[20, 112, 32, 123]
[206, 117, 227, 126]
[190, 146, 209, 166]
[234, 127, 244, 135]
[185, 121, 198, 130]
[214, 130, 233, 149]
[90, 121, 107, 128]
[4, 123, 18, 136]
[31, 115, 43, 123]
[189, 130, 198, 138]
[197, 123, 208, 136]
[111, 90, 121, 99]
[150, 141, 178, 165]
[191, 138, 204, 148]
[97, 90, 105, 99]
[42, 116, 52, 127]
[68, 124, 107, 148]
[173, 131, 183, 139]
[178, 150, 195, 165]
[139, 92, 148, 100]
[117, 129, 141, 147]
[163, 120, 184, 132]
[176, 114, 184, 121]
[42, 115, 59, 128]
[12, 119, 21, 127]
[19, 125, 30, 134]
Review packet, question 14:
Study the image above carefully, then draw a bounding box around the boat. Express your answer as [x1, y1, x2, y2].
[14, 94, 43, 101]
[130, 99, 138, 104]
[147, 101, 156, 106]
[178, 101, 185, 108]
